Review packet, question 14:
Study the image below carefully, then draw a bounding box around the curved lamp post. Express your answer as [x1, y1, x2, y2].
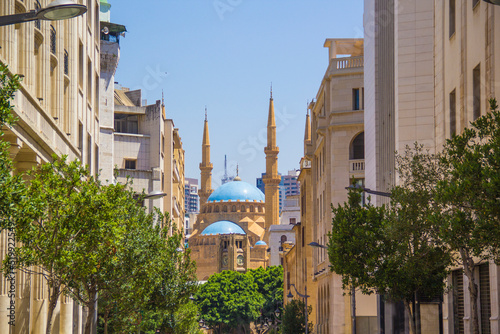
[0, 0, 87, 27]
[287, 283, 310, 334]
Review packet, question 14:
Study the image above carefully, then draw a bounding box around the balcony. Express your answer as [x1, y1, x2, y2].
[328, 55, 364, 77]
[349, 159, 365, 173]
[173, 160, 180, 183]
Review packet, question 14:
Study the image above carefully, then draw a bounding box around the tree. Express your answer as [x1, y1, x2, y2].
[248, 266, 284, 319]
[280, 299, 312, 334]
[328, 163, 451, 334]
[196, 270, 264, 333]
[0, 63, 23, 231]
[434, 99, 500, 334]
[138, 225, 198, 334]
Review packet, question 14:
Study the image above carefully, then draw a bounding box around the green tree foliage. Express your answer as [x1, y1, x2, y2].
[138, 226, 198, 334]
[328, 186, 388, 294]
[434, 99, 500, 334]
[248, 266, 283, 319]
[0, 63, 23, 230]
[196, 270, 264, 333]
[329, 164, 451, 334]
[280, 299, 312, 334]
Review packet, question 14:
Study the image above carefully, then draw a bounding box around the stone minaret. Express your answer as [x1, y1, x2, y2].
[199, 109, 213, 205]
[264, 89, 280, 242]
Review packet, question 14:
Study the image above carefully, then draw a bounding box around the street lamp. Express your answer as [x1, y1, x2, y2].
[483, 0, 500, 5]
[0, 0, 86, 27]
[308, 241, 327, 249]
[144, 190, 167, 200]
[287, 283, 310, 334]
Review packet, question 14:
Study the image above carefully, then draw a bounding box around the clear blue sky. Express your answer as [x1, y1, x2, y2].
[111, 1, 364, 188]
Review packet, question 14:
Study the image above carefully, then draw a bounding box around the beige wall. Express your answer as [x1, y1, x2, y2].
[0, 0, 101, 332]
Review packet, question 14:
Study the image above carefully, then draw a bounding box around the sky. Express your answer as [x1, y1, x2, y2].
[111, 1, 364, 188]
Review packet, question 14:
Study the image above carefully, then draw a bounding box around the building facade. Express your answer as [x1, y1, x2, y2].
[284, 38, 376, 334]
[0, 0, 101, 332]
[185, 177, 199, 214]
[363, 0, 500, 333]
[188, 94, 281, 280]
[110, 86, 185, 232]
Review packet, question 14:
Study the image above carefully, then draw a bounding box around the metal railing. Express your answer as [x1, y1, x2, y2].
[64, 50, 69, 75]
[50, 25, 56, 54]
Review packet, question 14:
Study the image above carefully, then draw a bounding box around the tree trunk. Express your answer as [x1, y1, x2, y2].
[460, 248, 479, 334]
[404, 300, 417, 334]
[103, 307, 110, 334]
[45, 284, 61, 334]
[84, 290, 97, 334]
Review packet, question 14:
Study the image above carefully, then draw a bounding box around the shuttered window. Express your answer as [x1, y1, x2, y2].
[452, 269, 464, 334]
[479, 263, 491, 334]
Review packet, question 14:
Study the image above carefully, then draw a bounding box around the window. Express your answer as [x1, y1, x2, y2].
[350, 132, 365, 160]
[479, 263, 491, 334]
[231, 205, 236, 212]
[473, 64, 481, 120]
[78, 42, 84, 88]
[241, 205, 245, 212]
[87, 59, 92, 103]
[353, 88, 360, 110]
[114, 114, 139, 134]
[94, 144, 99, 176]
[222, 205, 227, 212]
[450, 89, 456, 136]
[87, 133, 92, 169]
[281, 235, 287, 244]
[124, 159, 136, 170]
[452, 269, 465, 334]
[78, 121, 83, 151]
[449, 0, 456, 38]
[289, 218, 296, 225]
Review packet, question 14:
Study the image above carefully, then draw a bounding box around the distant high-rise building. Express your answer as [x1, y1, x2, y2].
[185, 178, 199, 213]
[221, 155, 234, 185]
[256, 170, 299, 212]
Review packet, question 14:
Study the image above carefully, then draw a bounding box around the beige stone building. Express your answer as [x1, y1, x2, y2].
[189, 95, 281, 280]
[0, 0, 101, 332]
[284, 38, 377, 334]
[110, 87, 185, 233]
[364, 0, 500, 333]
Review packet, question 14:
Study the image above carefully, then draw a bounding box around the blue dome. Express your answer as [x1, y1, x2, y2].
[255, 240, 267, 246]
[200, 221, 246, 236]
[208, 180, 265, 202]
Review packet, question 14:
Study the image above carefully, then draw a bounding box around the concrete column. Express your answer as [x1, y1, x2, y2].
[15, 269, 31, 334]
[30, 269, 47, 334]
[59, 293, 74, 333]
[0, 230, 12, 333]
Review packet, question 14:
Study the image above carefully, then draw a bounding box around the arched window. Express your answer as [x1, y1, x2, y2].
[222, 205, 227, 212]
[231, 205, 236, 212]
[250, 206, 254, 212]
[241, 205, 246, 212]
[350, 132, 365, 160]
[215, 206, 219, 213]
[281, 235, 287, 244]
[208, 206, 212, 213]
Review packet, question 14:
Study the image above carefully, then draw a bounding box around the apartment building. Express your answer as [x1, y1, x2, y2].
[364, 1, 500, 333]
[0, 0, 101, 332]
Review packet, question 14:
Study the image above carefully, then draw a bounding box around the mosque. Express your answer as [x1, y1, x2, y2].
[188, 93, 281, 280]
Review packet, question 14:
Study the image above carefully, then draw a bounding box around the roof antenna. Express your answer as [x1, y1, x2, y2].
[205, 106, 207, 121]
[270, 82, 273, 99]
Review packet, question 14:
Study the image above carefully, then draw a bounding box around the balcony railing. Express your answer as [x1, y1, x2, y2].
[333, 55, 363, 70]
[350, 159, 365, 173]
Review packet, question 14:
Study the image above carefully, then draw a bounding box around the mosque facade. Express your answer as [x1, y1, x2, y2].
[188, 94, 281, 280]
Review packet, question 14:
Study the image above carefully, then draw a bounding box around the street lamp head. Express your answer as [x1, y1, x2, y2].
[287, 291, 293, 299]
[308, 241, 328, 249]
[144, 190, 167, 200]
[37, 0, 87, 21]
